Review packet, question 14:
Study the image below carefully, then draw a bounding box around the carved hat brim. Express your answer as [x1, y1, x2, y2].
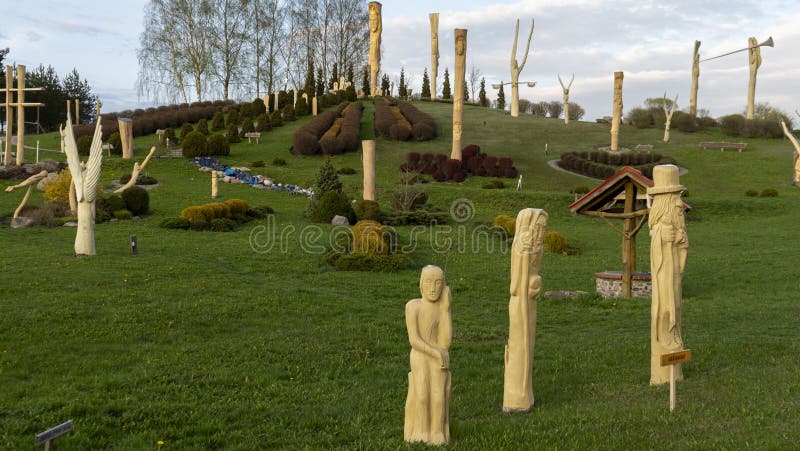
[646, 185, 685, 195]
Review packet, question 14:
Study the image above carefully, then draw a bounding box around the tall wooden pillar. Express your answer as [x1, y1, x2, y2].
[16, 65, 26, 166]
[4, 66, 13, 167]
[621, 181, 637, 297]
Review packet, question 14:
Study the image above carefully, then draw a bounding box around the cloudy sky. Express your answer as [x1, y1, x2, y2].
[3, 0, 799, 121]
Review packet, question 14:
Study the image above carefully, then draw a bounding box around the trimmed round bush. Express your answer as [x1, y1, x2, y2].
[179, 123, 194, 142]
[337, 167, 357, 175]
[272, 158, 286, 166]
[160, 217, 190, 229]
[196, 118, 209, 135]
[107, 131, 122, 156]
[354, 200, 382, 222]
[492, 214, 515, 238]
[544, 230, 567, 254]
[760, 188, 778, 197]
[121, 186, 150, 215]
[207, 134, 230, 156]
[182, 131, 207, 158]
[211, 112, 225, 131]
[103, 194, 126, 212]
[252, 160, 265, 167]
[482, 180, 505, 189]
[745, 189, 759, 197]
[351, 220, 391, 256]
[246, 205, 275, 219]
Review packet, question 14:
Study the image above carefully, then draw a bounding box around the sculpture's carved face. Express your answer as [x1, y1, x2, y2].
[456, 35, 466, 56]
[420, 268, 444, 302]
[369, 7, 380, 33]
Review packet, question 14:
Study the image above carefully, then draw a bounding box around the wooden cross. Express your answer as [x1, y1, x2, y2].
[2, 65, 44, 166]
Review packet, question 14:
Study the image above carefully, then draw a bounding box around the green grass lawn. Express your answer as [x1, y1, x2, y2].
[2, 102, 799, 449]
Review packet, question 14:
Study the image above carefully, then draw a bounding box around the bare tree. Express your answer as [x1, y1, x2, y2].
[207, 0, 252, 101]
[137, 0, 190, 103]
[468, 65, 481, 102]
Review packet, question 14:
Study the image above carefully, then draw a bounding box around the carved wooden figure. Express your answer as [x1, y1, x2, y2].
[362, 140, 376, 201]
[62, 109, 103, 256]
[5, 170, 48, 219]
[558, 73, 574, 125]
[662, 93, 678, 143]
[611, 71, 624, 151]
[780, 121, 800, 186]
[451, 28, 467, 161]
[647, 165, 688, 385]
[115, 147, 156, 194]
[118, 118, 134, 159]
[746, 37, 762, 120]
[503, 208, 548, 412]
[509, 19, 534, 118]
[368, 2, 383, 96]
[690, 41, 700, 117]
[404, 265, 452, 446]
[211, 171, 219, 199]
[429, 13, 439, 100]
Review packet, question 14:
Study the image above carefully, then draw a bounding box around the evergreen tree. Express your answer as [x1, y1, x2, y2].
[315, 158, 342, 194]
[441, 68, 451, 100]
[464, 81, 470, 103]
[329, 63, 339, 89]
[347, 63, 355, 83]
[421, 68, 431, 100]
[62, 68, 98, 124]
[27, 64, 66, 131]
[398, 67, 407, 98]
[304, 59, 315, 98]
[479, 77, 488, 107]
[381, 73, 390, 97]
[316, 68, 325, 97]
[361, 66, 370, 96]
[497, 82, 506, 110]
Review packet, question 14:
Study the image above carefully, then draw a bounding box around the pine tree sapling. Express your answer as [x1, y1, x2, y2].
[497, 82, 506, 110]
[421, 68, 431, 100]
[442, 68, 451, 100]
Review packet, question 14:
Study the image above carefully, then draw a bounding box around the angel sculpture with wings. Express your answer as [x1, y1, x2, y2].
[62, 113, 103, 256]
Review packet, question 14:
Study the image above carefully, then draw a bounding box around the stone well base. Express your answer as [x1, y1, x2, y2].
[594, 271, 651, 298]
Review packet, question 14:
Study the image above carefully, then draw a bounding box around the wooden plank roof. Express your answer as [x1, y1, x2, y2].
[568, 166, 653, 214]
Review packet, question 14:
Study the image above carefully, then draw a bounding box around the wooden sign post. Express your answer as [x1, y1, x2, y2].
[35, 419, 73, 450]
[660, 349, 691, 412]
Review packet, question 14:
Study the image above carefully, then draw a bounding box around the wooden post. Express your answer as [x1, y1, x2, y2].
[118, 118, 133, 159]
[75, 99, 80, 124]
[660, 349, 691, 412]
[4, 66, 12, 167]
[670, 365, 677, 411]
[362, 140, 376, 201]
[66, 99, 72, 123]
[16, 64, 25, 165]
[621, 181, 637, 297]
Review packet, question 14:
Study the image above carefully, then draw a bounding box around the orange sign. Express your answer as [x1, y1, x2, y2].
[660, 349, 691, 366]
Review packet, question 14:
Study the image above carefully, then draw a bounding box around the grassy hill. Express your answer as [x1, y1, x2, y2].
[1, 102, 798, 449]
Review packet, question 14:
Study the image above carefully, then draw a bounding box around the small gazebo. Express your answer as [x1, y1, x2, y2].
[568, 167, 654, 298]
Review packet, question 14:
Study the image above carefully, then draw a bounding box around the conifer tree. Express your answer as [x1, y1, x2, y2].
[479, 77, 488, 107]
[361, 66, 370, 96]
[421, 68, 431, 100]
[497, 82, 506, 110]
[398, 67, 407, 98]
[441, 68, 451, 100]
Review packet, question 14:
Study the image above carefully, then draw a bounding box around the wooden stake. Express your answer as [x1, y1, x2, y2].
[669, 364, 676, 412]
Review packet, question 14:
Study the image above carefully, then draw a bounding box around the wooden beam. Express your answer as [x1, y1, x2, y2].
[581, 209, 649, 220]
[621, 181, 636, 297]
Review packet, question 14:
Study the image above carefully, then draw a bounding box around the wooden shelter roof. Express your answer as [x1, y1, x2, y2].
[568, 167, 653, 214]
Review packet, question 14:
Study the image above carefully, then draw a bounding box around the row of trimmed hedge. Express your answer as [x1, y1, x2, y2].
[580, 150, 669, 166]
[399, 145, 518, 182]
[319, 103, 363, 155]
[558, 151, 677, 179]
[180, 199, 249, 223]
[397, 101, 437, 141]
[291, 103, 354, 155]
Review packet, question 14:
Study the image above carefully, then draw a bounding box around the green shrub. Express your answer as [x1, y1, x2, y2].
[211, 112, 225, 131]
[353, 200, 382, 222]
[571, 185, 590, 194]
[239, 117, 255, 138]
[210, 218, 237, 232]
[544, 230, 567, 254]
[189, 221, 210, 231]
[160, 217, 190, 229]
[180, 199, 249, 223]
[77, 135, 93, 156]
[315, 158, 343, 194]
[337, 167, 357, 175]
[113, 209, 133, 220]
[351, 220, 392, 256]
[482, 180, 505, 189]
[760, 188, 778, 197]
[270, 110, 283, 127]
[224, 199, 248, 218]
[282, 104, 296, 121]
[121, 186, 150, 215]
[107, 131, 122, 156]
[226, 109, 239, 127]
[272, 157, 286, 166]
[179, 123, 194, 143]
[226, 124, 241, 143]
[492, 214, 515, 238]
[207, 134, 230, 156]
[163, 128, 176, 144]
[119, 173, 158, 185]
[252, 160, 265, 167]
[256, 113, 271, 132]
[310, 191, 355, 224]
[721, 114, 745, 136]
[672, 111, 698, 132]
[246, 205, 275, 219]
[196, 118, 209, 135]
[627, 108, 652, 129]
[182, 131, 207, 158]
[745, 189, 759, 197]
[103, 194, 126, 212]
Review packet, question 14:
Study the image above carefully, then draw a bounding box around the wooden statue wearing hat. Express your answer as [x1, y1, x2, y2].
[647, 165, 688, 385]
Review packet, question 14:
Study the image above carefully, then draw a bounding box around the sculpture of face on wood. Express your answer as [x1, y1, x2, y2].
[456, 34, 466, 57]
[369, 4, 380, 33]
[419, 266, 444, 302]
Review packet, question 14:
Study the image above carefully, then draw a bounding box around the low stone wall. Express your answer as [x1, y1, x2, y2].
[594, 271, 651, 298]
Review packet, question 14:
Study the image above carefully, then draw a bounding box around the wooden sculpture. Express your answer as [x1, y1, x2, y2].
[690, 41, 700, 117]
[5, 170, 48, 220]
[114, 146, 155, 193]
[509, 19, 534, 118]
[610, 71, 624, 152]
[746, 37, 761, 120]
[368, 2, 383, 96]
[451, 28, 467, 161]
[429, 13, 439, 100]
[662, 93, 678, 143]
[558, 73, 574, 125]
